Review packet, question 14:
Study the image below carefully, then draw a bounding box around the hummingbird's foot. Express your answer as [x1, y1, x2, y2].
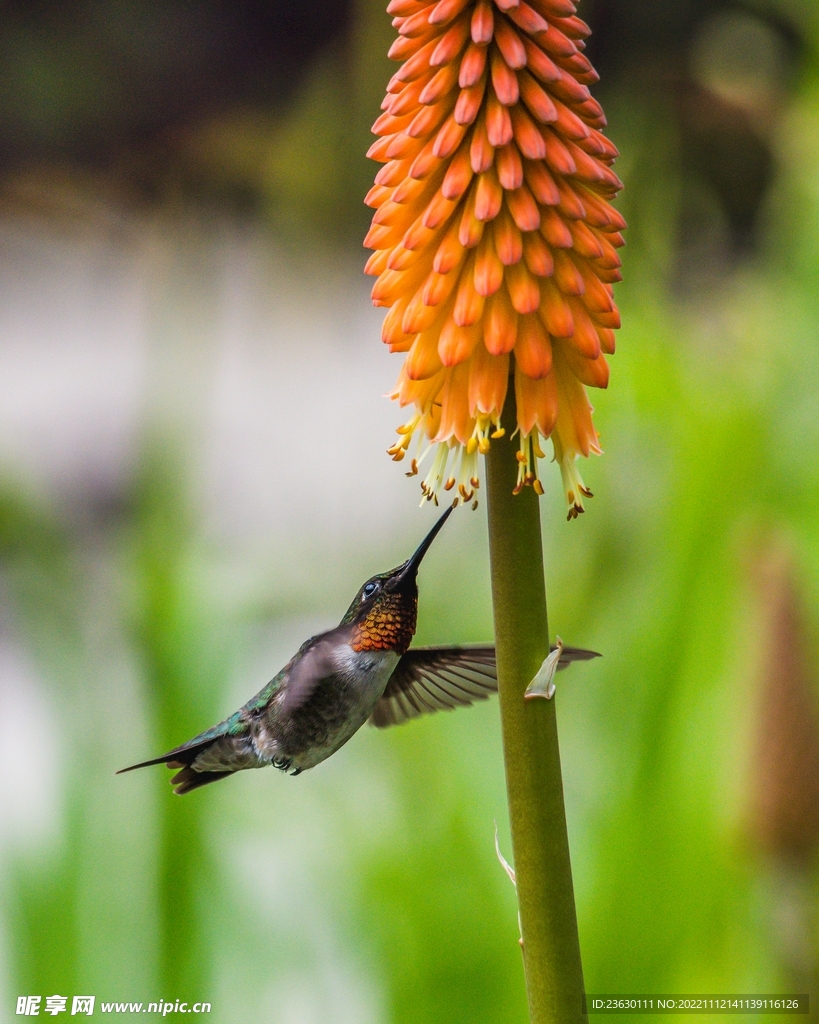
[271, 756, 293, 773]
[524, 637, 564, 701]
[289, 767, 303, 777]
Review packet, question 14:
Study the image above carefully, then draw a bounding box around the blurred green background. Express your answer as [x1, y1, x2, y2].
[2, 0, 819, 1021]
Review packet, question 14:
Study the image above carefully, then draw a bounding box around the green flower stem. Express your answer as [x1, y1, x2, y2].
[485, 392, 587, 1024]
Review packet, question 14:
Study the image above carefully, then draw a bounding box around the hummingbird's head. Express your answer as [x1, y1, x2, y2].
[342, 506, 454, 655]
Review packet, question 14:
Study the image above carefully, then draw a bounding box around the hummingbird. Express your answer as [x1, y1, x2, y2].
[119, 506, 598, 794]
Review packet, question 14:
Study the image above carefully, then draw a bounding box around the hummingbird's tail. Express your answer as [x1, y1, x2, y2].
[166, 765, 233, 795]
[118, 713, 256, 794]
[117, 740, 231, 794]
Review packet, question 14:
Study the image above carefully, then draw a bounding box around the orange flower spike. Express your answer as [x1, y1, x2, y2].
[439, 318, 482, 366]
[459, 41, 488, 87]
[506, 260, 541, 314]
[493, 17, 527, 67]
[510, 105, 547, 160]
[506, 184, 541, 231]
[430, 16, 471, 66]
[366, 0, 625, 513]
[371, 258, 431, 307]
[571, 185, 613, 227]
[485, 91, 514, 147]
[551, 61, 590, 94]
[506, 2, 550, 36]
[525, 158, 560, 205]
[560, 13, 592, 38]
[493, 207, 523, 264]
[371, 198, 411, 228]
[433, 217, 466, 273]
[469, 344, 509, 422]
[592, 231, 624, 269]
[574, 259, 615, 313]
[490, 50, 520, 106]
[402, 286, 442, 334]
[521, 35, 560, 85]
[421, 189, 457, 229]
[515, 314, 552, 378]
[437, 363, 472, 444]
[419, 63, 460, 104]
[386, 76, 432, 118]
[541, 205, 573, 247]
[552, 352, 602, 499]
[429, 0, 472, 25]
[523, 231, 554, 277]
[553, 101, 592, 143]
[565, 298, 602, 359]
[381, 296, 413, 349]
[556, 177, 586, 219]
[387, 243, 429, 275]
[515, 369, 558, 439]
[473, 230, 505, 295]
[406, 329, 445, 380]
[538, 276, 575, 337]
[597, 326, 616, 355]
[563, 344, 610, 389]
[569, 219, 604, 259]
[454, 71, 488, 126]
[594, 264, 623, 286]
[458, 187, 486, 247]
[397, 7, 438, 39]
[391, 172, 428, 206]
[496, 143, 523, 189]
[365, 183, 393, 208]
[386, 0, 421, 17]
[374, 158, 410, 188]
[519, 72, 559, 124]
[591, 305, 621, 330]
[541, 128, 577, 177]
[409, 95, 457, 138]
[484, 286, 518, 355]
[432, 114, 468, 159]
[453, 253, 486, 325]
[365, 248, 391, 277]
[404, 140, 438, 179]
[474, 166, 504, 221]
[552, 248, 585, 295]
[423, 265, 461, 307]
[535, 19, 578, 61]
[469, 114, 495, 172]
[471, 2, 494, 44]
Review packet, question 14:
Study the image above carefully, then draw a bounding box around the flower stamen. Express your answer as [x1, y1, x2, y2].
[559, 454, 593, 521]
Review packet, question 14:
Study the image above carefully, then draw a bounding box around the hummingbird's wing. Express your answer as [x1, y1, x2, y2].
[555, 645, 600, 667]
[369, 644, 600, 728]
[277, 630, 349, 714]
[370, 645, 496, 727]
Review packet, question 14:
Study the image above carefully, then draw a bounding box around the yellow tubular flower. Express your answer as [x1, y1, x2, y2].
[367, 0, 624, 519]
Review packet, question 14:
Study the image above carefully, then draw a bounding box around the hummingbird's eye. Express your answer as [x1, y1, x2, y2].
[362, 581, 379, 601]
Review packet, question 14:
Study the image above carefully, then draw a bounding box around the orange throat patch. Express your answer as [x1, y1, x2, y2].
[350, 593, 417, 655]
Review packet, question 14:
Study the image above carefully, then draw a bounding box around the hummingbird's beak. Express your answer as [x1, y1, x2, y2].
[389, 504, 454, 590]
